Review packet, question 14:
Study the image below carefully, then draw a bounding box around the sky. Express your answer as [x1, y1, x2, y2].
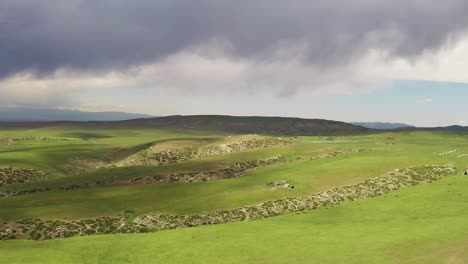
[1, 0, 468, 126]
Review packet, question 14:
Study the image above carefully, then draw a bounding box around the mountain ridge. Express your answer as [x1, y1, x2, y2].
[0, 114, 370, 136]
[352, 122, 414, 130]
[1, 112, 466, 135]
[0, 107, 153, 122]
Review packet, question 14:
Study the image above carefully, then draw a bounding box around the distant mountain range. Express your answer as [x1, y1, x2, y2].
[352, 122, 415, 130]
[0, 108, 154, 122]
[1, 109, 467, 135]
[419, 125, 468, 132]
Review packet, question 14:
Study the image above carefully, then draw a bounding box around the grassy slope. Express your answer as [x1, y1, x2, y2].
[0, 115, 370, 138]
[0, 127, 227, 174]
[1, 175, 467, 264]
[0, 130, 467, 220]
[1, 126, 468, 263]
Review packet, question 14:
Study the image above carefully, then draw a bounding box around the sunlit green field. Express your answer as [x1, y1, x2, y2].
[0, 125, 467, 263]
[1, 175, 467, 264]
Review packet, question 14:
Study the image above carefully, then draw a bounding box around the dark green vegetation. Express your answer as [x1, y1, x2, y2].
[0, 116, 467, 263]
[121, 115, 371, 135]
[0, 115, 370, 135]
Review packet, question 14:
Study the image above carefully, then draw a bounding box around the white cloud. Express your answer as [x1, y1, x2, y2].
[2, 33, 468, 109]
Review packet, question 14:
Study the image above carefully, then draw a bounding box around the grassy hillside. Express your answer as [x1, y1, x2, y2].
[0, 130, 466, 221]
[0, 122, 467, 263]
[121, 115, 371, 135]
[1, 175, 466, 264]
[0, 115, 371, 136]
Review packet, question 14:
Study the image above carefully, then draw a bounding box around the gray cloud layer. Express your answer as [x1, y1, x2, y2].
[2, 0, 468, 79]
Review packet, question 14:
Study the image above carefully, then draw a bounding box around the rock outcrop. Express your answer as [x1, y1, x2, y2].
[112, 138, 289, 167]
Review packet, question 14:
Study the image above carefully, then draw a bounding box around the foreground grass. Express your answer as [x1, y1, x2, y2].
[1, 175, 467, 264]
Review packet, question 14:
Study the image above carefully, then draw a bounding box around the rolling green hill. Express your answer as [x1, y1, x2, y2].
[1, 175, 467, 264]
[122, 115, 371, 135]
[0, 120, 467, 263]
[0, 115, 371, 136]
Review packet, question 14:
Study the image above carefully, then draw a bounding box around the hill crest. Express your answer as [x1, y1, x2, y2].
[0, 115, 370, 136]
[120, 115, 370, 135]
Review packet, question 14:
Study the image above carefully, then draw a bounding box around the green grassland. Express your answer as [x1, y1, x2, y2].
[1, 174, 467, 264]
[0, 123, 467, 263]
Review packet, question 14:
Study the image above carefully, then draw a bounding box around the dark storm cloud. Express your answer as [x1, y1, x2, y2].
[1, 0, 468, 78]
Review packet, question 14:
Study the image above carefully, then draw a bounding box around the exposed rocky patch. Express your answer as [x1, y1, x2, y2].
[268, 180, 294, 189]
[111, 156, 284, 186]
[133, 165, 454, 231]
[0, 165, 455, 240]
[112, 138, 289, 167]
[0, 157, 285, 198]
[296, 151, 345, 161]
[352, 148, 373, 153]
[296, 148, 375, 161]
[315, 151, 344, 159]
[0, 137, 68, 145]
[0, 214, 140, 240]
[0, 188, 50, 198]
[268, 180, 289, 186]
[0, 167, 49, 186]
